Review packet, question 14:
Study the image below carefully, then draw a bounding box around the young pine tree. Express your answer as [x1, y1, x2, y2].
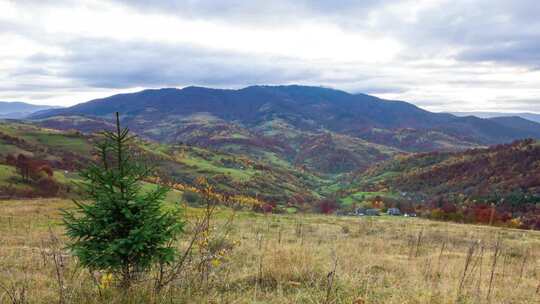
[63, 112, 183, 288]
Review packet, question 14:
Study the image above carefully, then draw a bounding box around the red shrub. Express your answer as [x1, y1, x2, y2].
[261, 204, 274, 214]
[36, 177, 60, 197]
[5, 154, 16, 166]
[317, 199, 339, 214]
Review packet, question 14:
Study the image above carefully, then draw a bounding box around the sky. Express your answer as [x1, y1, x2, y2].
[1, 0, 540, 113]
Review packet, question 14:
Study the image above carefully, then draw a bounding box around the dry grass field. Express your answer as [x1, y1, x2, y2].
[0, 198, 539, 303]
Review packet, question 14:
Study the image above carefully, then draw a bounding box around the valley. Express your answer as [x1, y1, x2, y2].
[2, 85, 539, 229]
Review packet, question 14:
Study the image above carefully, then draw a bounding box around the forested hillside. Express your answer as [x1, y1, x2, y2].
[0, 121, 330, 212]
[346, 139, 540, 229]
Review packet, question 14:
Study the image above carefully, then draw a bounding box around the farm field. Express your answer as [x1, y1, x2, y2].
[1, 198, 538, 303]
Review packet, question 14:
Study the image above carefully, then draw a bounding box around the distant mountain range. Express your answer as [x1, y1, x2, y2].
[0, 101, 60, 119]
[450, 111, 540, 123]
[31, 85, 540, 175]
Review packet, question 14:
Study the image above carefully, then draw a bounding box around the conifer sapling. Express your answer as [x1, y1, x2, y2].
[63, 112, 183, 288]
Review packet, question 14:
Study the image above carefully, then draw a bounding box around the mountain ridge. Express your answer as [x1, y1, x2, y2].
[30, 85, 540, 175]
[450, 111, 540, 123]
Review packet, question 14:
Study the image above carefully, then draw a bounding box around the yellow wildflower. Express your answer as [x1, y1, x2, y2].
[99, 273, 114, 289]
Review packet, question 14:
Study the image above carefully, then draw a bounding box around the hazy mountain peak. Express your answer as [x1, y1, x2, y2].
[449, 111, 540, 124]
[0, 101, 60, 119]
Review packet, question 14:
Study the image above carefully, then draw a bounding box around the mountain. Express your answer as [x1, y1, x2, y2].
[31, 85, 540, 175]
[488, 116, 540, 134]
[450, 111, 540, 123]
[0, 101, 60, 119]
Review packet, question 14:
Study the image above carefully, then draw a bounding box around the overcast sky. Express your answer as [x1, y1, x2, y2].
[1, 0, 540, 113]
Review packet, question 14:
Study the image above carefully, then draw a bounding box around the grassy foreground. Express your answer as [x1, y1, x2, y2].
[0, 198, 539, 303]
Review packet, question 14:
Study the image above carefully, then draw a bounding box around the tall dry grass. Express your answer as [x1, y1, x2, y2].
[0, 198, 539, 303]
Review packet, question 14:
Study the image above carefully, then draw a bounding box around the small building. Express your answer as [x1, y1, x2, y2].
[365, 209, 381, 216]
[335, 210, 347, 216]
[354, 208, 366, 216]
[387, 208, 402, 216]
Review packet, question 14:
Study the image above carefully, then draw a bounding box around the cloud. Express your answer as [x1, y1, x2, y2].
[458, 41, 540, 69]
[111, 0, 540, 71]
[386, 0, 540, 69]
[110, 0, 393, 25]
[358, 86, 409, 95]
[1, 0, 540, 113]
[22, 39, 320, 89]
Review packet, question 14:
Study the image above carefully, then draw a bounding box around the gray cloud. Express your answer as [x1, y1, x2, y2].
[458, 40, 540, 68]
[107, 0, 540, 71]
[23, 39, 320, 89]
[391, 1, 540, 69]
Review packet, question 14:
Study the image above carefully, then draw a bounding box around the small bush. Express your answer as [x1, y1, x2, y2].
[183, 190, 202, 205]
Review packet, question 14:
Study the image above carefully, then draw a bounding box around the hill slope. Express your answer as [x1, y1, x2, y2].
[350, 139, 540, 198]
[0, 121, 329, 206]
[343, 139, 540, 228]
[488, 116, 540, 134]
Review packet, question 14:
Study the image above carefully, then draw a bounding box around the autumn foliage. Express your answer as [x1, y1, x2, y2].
[348, 139, 540, 230]
[2, 153, 60, 197]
